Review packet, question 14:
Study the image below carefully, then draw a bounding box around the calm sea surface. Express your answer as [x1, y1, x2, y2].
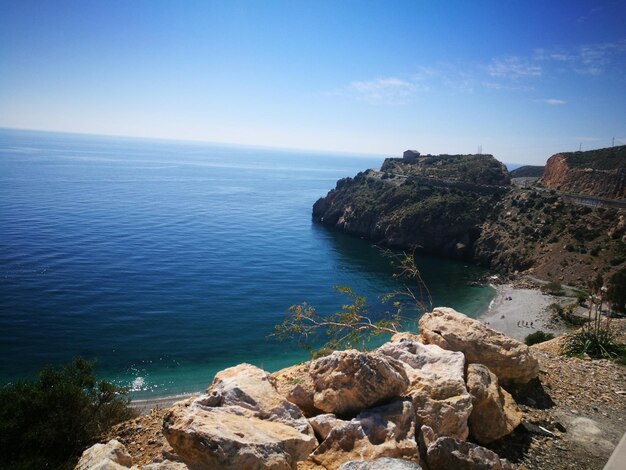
[0, 129, 495, 398]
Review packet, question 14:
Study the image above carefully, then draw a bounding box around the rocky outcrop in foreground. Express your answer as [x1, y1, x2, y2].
[79, 308, 539, 470]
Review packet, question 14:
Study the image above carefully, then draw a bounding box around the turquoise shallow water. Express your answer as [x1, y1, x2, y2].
[0, 129, 495, 398]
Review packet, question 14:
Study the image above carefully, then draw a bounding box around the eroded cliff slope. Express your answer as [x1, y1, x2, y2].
[537, 145, 626, 200]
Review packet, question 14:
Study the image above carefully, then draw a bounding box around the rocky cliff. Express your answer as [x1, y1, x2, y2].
[312, 154, 508, 259]
[537, 146, 626, 200]
[313, 150, 626, 286]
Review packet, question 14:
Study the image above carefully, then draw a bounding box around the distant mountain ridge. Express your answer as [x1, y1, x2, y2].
[510, 165, 544, 178]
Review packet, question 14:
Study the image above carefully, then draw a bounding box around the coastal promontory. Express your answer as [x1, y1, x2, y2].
[313, 147, 626, 286]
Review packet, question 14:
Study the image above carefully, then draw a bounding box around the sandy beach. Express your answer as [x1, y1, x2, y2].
[479, 283, 572, 342]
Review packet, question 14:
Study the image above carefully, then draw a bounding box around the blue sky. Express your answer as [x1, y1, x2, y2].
[1, 0, 625, 164]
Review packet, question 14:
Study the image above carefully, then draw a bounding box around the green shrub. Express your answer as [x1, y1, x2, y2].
[0, 357, 135, 469]
[524, 331, 555, 346]
[562, 328, 626, 360]
[542, 282, 565, 296]
[607, 267, 626, 313]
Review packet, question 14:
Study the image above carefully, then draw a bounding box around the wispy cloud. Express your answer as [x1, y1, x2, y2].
[347, 77, 423, 104]
[535, 41, 626, 76]
[544, 98, 566, 105]
[486, 56, 542, 79]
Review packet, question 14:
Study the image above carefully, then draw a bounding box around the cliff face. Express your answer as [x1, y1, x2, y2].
[538, 146, 626, 200]
[313, 150, 626, 285]
[313, 154, 508, 259]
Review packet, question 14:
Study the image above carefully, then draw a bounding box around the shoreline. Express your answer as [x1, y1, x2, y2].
[130, 393, 199, 414]
[130, 281, 570, 408]
[478, 281, 572, 342]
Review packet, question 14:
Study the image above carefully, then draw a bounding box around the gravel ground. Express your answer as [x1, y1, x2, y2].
[488, 320, 626, 470]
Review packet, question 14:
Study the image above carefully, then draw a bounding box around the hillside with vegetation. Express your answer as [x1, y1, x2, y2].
[313, 149, 626, 287]
[313, 153, 508, 259]
[510, 165, 544, 178]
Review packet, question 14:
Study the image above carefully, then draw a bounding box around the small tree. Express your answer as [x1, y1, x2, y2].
[272, 252, 432, 353]
[563, 273, 625, 360]
[606, 267, 626, 314]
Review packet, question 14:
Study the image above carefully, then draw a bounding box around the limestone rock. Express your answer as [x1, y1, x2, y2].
[308, 413, 348, 441]
[419, 307, 539, 383]
[466, 364, 522, 444]
[163, 400, 317, 470]
[142, 460, 189, 470]
[200, 363, 313, 435]
[270, 362, 319, 417]
[75, 440, 133, 470]
[390, 332, 422, 343]
[309, 350, 409, 415]
[378, 338, 472, 440]
[339, 457, 422, 469]
[163, 364, 318, 469]
[311, 399, 418, 470]
[426, 435, 516, 470]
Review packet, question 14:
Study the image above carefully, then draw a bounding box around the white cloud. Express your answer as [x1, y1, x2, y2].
[535, 41, 626, 76]
[544, 98, 566, 105]
[347, 77, 423, 104]
[487, 56, 542, 79]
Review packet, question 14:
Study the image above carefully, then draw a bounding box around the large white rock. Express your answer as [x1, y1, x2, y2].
[378, 338, 472, 440]
[339, 458, 422, 469]
[270, 362, 319, 417]
[425, 433, 516, 470]
[163, 364, 318, 469]
[199, 363, 313, 435]
[308, 413, 349, 441]
[311, 399, 419, 470]
[419, 307, 539, 383]
[163, 400, 317, 470]
[74, 440, 133, 470]
[309, 350, 409, 415]
[466, 364, 522, 444]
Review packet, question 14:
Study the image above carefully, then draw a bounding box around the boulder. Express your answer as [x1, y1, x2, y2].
[425, 434, 516, 470]
[199, 363, 313, 435]
[419, 307, 539, 383]
[308, 413, 349, 441]
[339, 458, 422, 469]
[163, 400, 317, 470]
[142, 461, 189, 470]
[390, 332, 422, 343]
[466, 364, 522, 444]
[378, 339, 472, 440]
[309, 350, 409, 415]
[311, 399, 418, 470]
[75, 440, 133, 470]
[270, 362, 320, 417]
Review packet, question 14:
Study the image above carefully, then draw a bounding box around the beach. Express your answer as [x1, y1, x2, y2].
[480, 283, 572, 341]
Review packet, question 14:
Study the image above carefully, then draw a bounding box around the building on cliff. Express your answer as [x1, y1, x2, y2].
[403, 150, 421, 161]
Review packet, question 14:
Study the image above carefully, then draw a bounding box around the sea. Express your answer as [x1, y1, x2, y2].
[0, 128, 495, 399]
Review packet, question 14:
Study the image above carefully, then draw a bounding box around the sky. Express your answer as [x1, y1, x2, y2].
[1, 0, 625, 164]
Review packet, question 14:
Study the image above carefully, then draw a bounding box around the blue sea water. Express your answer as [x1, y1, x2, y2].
[0, 128, 495, 398]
